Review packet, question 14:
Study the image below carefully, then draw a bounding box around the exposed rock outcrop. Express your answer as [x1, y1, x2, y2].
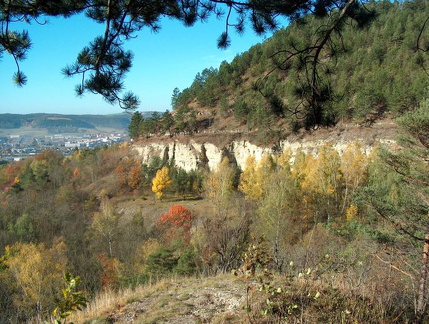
[133, 119, 400, 171]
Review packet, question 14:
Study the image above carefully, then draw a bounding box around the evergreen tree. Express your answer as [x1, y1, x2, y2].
[171, 1, 428, 130]
[171, 87, 181, 109]
[128, 111, 143, 140]
[161, 110, 175, 136]
[359, 99, 429, 321]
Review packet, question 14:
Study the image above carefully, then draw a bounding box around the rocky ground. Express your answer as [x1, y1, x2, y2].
[75, 275, 250, 324]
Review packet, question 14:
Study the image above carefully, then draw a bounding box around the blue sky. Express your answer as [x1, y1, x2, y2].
[0, 13, 276, 115]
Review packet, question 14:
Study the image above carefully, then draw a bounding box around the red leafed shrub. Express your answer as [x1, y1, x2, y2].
[98, 253, 121, 290]
[157, 205, 193, 243]
[114, 164, 128, 188]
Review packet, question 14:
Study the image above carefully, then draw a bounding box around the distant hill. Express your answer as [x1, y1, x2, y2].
[0, 112, 155, 133]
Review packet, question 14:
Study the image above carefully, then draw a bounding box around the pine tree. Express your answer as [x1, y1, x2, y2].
[361, 99, 429, 321]
[128, 111, 143, 140]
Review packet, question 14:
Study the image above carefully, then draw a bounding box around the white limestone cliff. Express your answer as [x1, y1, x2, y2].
[133, 132, 397, 172]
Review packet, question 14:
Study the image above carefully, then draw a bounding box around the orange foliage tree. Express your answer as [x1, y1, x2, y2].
[98, 253, 122, 290]
[157, 205, 193, 244]
[114, 164, 128, 188]
[128, 163, 142, 190]
[0, 163, 22, 188]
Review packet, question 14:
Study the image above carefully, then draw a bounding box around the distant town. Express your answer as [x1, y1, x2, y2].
[0, 132, 129, 163]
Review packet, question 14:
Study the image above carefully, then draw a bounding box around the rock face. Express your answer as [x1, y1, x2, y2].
[133, 119, 400, 171]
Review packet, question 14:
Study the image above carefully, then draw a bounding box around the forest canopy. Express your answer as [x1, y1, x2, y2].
[172, 0, 429, 129]
[126, 1, 429, 138]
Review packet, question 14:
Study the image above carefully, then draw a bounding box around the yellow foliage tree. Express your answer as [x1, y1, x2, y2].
[346, 204, 358, 222]
[200, 157, 250, 273]
[276, 148, 292, 170]
[239, 154, 275, 201]
[257, 154, 276, 190]
[297, 153, 317, 192]
[239, 156, 259, 200]
[3, 241, 68, 321]
[256, 164, 303, 269]
[291, 152, 316, 222]
[315, 144, 343, 196]
[152, 166, 172, 199]
[291, 151, 312, 185]
[205, 157, 235, 202]
[340, 142, 368, 213]
[300, 144, 344, 222]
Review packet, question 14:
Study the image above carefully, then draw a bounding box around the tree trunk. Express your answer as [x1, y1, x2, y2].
[416, 232, 429, 322]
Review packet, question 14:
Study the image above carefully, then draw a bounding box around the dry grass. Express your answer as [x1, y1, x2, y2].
[69, 274, 247, 324]
[68, 279, 168, 323]
[68, 266, 417, 324]
[67, 225, 418, 324]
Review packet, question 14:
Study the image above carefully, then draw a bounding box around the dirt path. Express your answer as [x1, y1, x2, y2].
[105, 276, 247, 324]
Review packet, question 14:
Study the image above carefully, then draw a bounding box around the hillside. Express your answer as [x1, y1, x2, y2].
[0, 113, 133, 134]
[127, 0, 428, 140]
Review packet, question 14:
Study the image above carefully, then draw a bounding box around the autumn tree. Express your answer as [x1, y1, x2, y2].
[0, 163, 22, 189]
[198, 157, 250, 273]
[90, 196, 120, 258]
[128, 162, 142, 191]
[239, 154, 276, 202]
[290, 151, 318, 224]
[2, 241, 68, 322]
[71, 166, 81, 184]
[256, 158, 302, 270]
[205, 157, 235, 206]
[152, 166, 172, 200]
[114, 164, 128, 188]
[157, 205, 193, 245]
[131, 238, 161, 275]
[113, 158, 142, 191]
[340, 142, 368, 215]
[98, 253, 123, 290]
[239, 156, 261, 200]
[301, 144, 344, 223]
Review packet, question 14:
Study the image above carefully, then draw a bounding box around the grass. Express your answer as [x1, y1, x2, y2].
[69, 274, 246, 324]
[67, 267, 418, 324]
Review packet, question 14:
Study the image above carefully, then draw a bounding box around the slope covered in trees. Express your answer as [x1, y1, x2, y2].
[170, 0, 428, 131]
